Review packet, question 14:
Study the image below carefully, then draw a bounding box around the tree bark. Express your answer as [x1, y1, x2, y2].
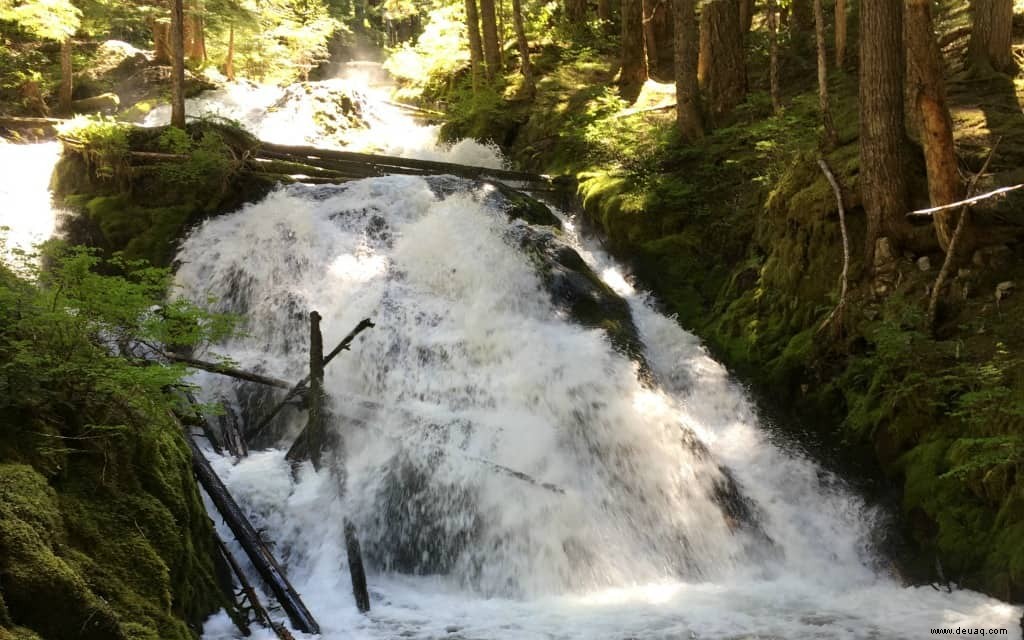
[673, 0, 703, 140]
[306, 311, 326, 471]
[906, 0, 965, 251]
[171, 0, 186, 128]
[621, 0, 648, 95]
[814, 0, 838, 147]
[225, 23, 235, 80]
[739, 0, 754, 33]
[643, 0, 660, 71]
[698, 0, 747, 124]
[598, 0, 612, 26]
[59, 38, 73, 115]
[512, 0, 534, 93]
[479, 0, 502, 79]
[835, 0, 847, 68]
[153, 20, 171, 65]
[567, 0, 587, 21]
[465, 0, 485, 88]
[968, 0, 1016, 74]
[188, 9, 206, 63]
[790, 0, 814, 51]
[767, 0, 781, 112]
[859, 0, 912, 265]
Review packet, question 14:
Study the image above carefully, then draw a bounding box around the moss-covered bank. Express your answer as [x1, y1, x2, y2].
[0, 256, 235, 639]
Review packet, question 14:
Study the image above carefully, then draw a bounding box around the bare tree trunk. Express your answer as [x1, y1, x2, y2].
[153, 20, 171, 65]
[768, 0, 781, 112]
[59, 38, 73, 115]
[479, 0, 502, 79]
[643, 0, 660, 70]
[790, 0, 814, 51]
[835, 0, 847, 68]
[171, 0, 186, 129]
[621, 0, 648, 95]
[906, 0, 965, 251]
[512, 0, 534, 93]
[698, 0, 747, 124]
[188, 4, 206, 63]
[739, 0, 754, 33]
[465, 0, 485, 88]
[674, 0, 704, 140]
[859, 0, 911, 265]
[225, 23, 235, 80]
[598, 0, 612, 26]
[306, 311, 326, 471]
[567, 0, 587, 21]
[814, 0, 838, 147]
[968, 0, 1016, 74]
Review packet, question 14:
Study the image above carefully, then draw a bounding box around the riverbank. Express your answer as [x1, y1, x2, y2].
[427, 36, 1024, 602]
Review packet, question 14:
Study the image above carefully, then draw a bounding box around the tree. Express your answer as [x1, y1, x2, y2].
[598, 0, 611, 29]
[968, 0, 1016, 74]
[790, 0, 813, 51]
[814, 0, 837, 147]
[859, 0, 912, 265]
[511, 0, 533, 94]
[567, 0, 586, 21]
[739, 0, 754, 33]
[697, 0, 746, 123]
[620, 0, 647, 96]
[835, 0, 847, 68]
[906, 0, 964, 250]
[171, 0, 186, 128]
[673, 0, 703, 140]
[464, 0, 485, 87]
[767, 0, 780, 112]
[643, 0, 659, 71]
[478, 0, 501, 79]
[0, 0, 81, 114]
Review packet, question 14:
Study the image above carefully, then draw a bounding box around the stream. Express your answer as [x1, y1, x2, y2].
[1, 65, 1021, 639]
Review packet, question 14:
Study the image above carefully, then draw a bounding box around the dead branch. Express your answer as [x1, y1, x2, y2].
[247, 319, 375, 445]
[907, 183, 1024, 217]
[816, 158, 850, 334]
[928, 139, 1000, 333]
[165, 352, 292, 389]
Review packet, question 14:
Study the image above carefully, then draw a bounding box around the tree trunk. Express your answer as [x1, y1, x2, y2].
[859, 0, 912, 265]
[620, 0, 648, 96]
[643, 0, 660, 71]
[512, 0, 534, 93]
[906, 0, 965, 251]
[814, 0, 838, 147]
[479, 0, 502, 79]
[698, 0, 747, 123]
[739, 0, 754, 33]
[59, 38, 73, 115]
[968, 0, 1016, 74]
[188, 6, 206, 63]
[768, 0, 781, 112]
[598, 0, 612, 26]
[153, 20, 171, 65]
[465, 0, 485, 88]
[225, 23, 235, 80]
[673, 0, 704, 140]
[790, 0, 814, 51]
[306, 311, 326, 471]
[171, 0, 186, 128]
[567, 0, 587, 21]
[835, 0, 847, 68]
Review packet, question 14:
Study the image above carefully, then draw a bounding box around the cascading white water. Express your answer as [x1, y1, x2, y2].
[0, 141, 63, 265]
[163, 77, 1023, 639]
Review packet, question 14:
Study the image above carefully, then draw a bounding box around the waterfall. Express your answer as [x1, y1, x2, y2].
[161, 76, 1022, 639]
[0, 141, 63, 266]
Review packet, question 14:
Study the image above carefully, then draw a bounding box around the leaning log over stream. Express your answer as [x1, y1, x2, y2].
[187, 436, 321, 635]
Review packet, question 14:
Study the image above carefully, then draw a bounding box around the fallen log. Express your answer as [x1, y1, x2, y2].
[306, 311, 327, 470]
[258, 141, 558, 186]
[188, 436, 321, 634]
[166, 352, 292, 389]
[344, 520, 371, 613]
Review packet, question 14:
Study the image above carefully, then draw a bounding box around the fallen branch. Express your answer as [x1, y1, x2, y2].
[165, 352, 291, 389]
[816, 158, 850, 334]
[247, 319, 375, 445]
[906, 183, 1024, 217]
[344, 520, 371, 613]
[214, 534, 296, 640]
[928, 139, 1000, 333]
